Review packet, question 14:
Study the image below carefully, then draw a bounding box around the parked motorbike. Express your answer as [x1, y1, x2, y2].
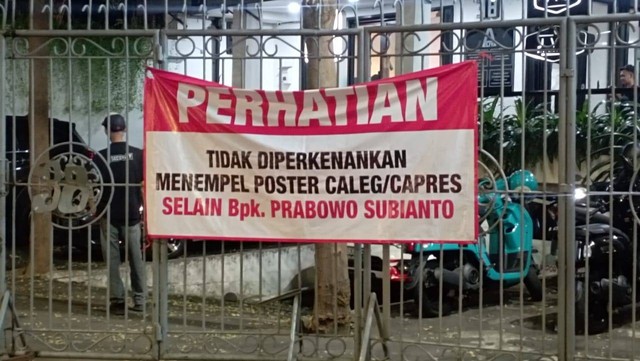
[576, 143, 640, 333]
[524, 145, 640, 334]
[404, 170, 543, 317]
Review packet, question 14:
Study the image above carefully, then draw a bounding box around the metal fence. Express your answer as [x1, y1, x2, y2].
[1, 1, 640, 360]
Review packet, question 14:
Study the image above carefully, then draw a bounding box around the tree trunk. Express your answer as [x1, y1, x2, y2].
[301, 0, 352, 333]
[29, 0, 52, 274]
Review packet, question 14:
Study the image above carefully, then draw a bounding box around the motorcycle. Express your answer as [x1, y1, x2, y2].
[524, 146, 640, 334]
[575, 142, 640, 333]
[404, 170, 543, 317]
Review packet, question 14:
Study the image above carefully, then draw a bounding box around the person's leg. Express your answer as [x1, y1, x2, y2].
[126, 223, 147, 309]
[100, 220, 125, 313]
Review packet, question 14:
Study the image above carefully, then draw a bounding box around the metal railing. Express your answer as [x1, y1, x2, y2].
[1, 1, 640, 360]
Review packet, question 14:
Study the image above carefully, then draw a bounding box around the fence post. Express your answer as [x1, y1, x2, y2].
[151, 29, 170, 360]
[353, 27, 369, 361]
[557, 17, 577, 361]
[0, 34, 6, 356]
[0, 33, 5, 297]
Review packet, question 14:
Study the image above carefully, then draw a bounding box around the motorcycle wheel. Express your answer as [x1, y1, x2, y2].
[144, 238, 186, 260]
[166, 238, 186, 259]
[575, 280, 608, 335]
[414, 284, 452, 318]
[524, 262, 543, 302]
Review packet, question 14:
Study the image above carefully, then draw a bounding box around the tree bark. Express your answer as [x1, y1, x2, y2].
[29, 0, 52, 274]
[301, 0, 352, 333]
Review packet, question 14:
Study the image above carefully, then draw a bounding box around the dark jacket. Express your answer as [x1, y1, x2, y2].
[615, 86, 640, 103]
[98, 142, 144, 226]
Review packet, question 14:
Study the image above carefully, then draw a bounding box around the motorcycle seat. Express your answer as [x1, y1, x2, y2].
[575, 223, 628, 240]
[575, 206, 610, 224]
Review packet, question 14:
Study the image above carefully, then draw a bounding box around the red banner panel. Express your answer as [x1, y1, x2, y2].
[144, 62, 478, 243]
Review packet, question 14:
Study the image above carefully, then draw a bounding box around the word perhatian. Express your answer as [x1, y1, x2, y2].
[176, 79, 438, 126]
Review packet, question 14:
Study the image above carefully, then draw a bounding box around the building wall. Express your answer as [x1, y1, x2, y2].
[3, 1, 635, 158]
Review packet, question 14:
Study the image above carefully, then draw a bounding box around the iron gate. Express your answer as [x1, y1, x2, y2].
[1, 1, 640, 360]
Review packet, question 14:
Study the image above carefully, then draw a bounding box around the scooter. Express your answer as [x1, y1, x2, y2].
[404, 170, 543, 317]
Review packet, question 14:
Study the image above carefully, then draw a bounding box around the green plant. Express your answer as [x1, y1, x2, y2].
[2, 1, 152, 115]
[479, 97, 558, 174]
[480, 96, 640, 178]
[581, 101, 640, 183]
[48, 36, 151, 114]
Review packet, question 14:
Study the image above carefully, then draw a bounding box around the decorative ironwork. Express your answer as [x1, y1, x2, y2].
[165, 333, 292, 356]
[10, 36, 153, 58]
[26, 331, 153, 354]
[28, 142, 112, 230]
[3, 5, 640, 361]
[295, 335, 353, 359]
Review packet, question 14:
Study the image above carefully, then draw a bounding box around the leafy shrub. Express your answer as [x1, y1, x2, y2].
[479, 96, 640, 179]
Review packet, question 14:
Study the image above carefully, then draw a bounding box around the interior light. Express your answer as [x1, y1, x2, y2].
[532, 0, 582, 15]
[288, 2, 300, 13]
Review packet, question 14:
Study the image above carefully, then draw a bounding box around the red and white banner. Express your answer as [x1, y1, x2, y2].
[144, 62, 478, 243]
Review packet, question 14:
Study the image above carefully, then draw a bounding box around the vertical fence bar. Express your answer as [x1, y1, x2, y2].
[354, 27, 372, 355]
[557, 17, 577, 361]
[557, 17, 568, 361]
[353, 243, 362, 358]
[1, 1, 5, 30]
[564, 17, 577, 360]
[633, 11, 640, 361]
[381, 244, 390, 338]
[153, 28, 168, 360]
[0, 34, 5, 298]
[0, 34, 6, 357]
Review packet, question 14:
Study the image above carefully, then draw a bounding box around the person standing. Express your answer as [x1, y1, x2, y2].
[619, 64, 636, 88]
[99, 113, 147, 315]
[615, 64, 640, 103]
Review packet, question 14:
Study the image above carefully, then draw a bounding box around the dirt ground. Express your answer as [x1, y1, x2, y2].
[2, 261, 640, 361]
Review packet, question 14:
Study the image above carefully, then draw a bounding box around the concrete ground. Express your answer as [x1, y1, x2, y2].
[3, 241, 640, 361]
